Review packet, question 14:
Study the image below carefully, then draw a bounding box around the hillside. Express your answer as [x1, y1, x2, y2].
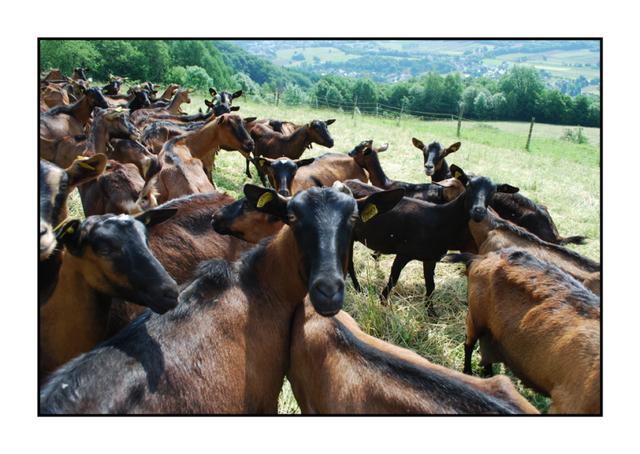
[233, 39, 600, 95]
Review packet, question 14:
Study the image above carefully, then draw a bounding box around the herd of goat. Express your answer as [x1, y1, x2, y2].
[38, 68, 601, 414]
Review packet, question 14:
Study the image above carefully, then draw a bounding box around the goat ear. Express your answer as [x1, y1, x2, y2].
[232, 90, 243, 99]
[294, 157, 315, 168]
[325, 119, 336, 125]
[134, 208, 178, 228]
[450, 164, 470, 186]
[412, 138, 425, 150]
[230, 105, 240, 111]
[496, 184, 519, 194]
[375, 143, 389, 153]
[243, 117, 257, 124]
[66, 154, 107, 187]
[204, 99, 214, 108]
[357, 188, 404, 223]
[209, 87, 217, 97]
[55, 219, 82, 252]
[244, 184, 289, 221]
[445, 142, 461, 155]
[257, 157, 272, 169]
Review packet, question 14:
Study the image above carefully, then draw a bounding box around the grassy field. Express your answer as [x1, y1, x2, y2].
[67, 94, 600, 413]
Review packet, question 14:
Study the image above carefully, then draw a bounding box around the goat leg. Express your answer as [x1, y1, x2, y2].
[381, 255, 411, 302]
[347, 242, 362, 292]
[423, 260, 438, 317]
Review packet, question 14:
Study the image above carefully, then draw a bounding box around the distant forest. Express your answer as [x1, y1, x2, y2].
[40, 40, 600, 127]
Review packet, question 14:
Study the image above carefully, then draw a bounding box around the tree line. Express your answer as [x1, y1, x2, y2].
[40, 40, 600, 127]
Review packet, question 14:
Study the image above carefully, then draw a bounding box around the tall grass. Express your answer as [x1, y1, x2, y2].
[66, 93, 600, 413]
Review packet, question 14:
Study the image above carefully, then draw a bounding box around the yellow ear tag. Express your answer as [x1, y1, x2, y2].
[454, 170, 462, 179]
[256, 192, 273, 208]
[78, 161, 95, 170]
[143, 216, 151, 225]
[360, 203, 378, 223]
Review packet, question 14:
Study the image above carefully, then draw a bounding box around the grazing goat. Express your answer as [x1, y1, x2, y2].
[39, 183, 403, 414]
[288, 300, 538, 414]
[39, 209, 179, 381]
[468, 208, 600, 295]
[344, 165, 519, 310]
[39, 155, 107, 303]
[246, 118, 335, 181]
[446, 248, 600, 414]
[349, 140, 465, 202]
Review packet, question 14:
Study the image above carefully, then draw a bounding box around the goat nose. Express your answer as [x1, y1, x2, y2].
[471, 207, 487, 221]
[310, 279, 345, 316]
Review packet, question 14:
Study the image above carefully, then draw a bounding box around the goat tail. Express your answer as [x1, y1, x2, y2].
[442, 252, 478, 268]
[559, 235, 587, 246]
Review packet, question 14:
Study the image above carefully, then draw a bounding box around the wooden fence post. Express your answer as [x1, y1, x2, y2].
[525, 117, 535, 151]
[376, 103, 379, 117]
[456, 103, 465, 138]
[352, 96, 358, 119]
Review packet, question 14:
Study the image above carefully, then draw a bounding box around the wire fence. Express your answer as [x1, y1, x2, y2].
[237, 92, 592, 150]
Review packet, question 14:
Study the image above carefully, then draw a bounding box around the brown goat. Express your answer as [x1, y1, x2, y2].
[468, 209, 600, 295]
[130, 89, 193, 126]
[39, 209, 179, 382]
[107, 138, 161, 180]
[40, 88, 110, 142]
[41, 107, 140, 169]
[288, 300, 538, 414]
[79, 160, 158, 216]
[153, 114, 255, 200]
[39, 155, 107, 304]
[447, 248, 600, 414]
[39, 184, 403, 414]
[106, 191, 254, 334]
[40, 83, 70, 112]
[246, 119, 335, 181]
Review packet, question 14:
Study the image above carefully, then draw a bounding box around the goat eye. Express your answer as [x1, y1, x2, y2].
[288, 214, 297, 223]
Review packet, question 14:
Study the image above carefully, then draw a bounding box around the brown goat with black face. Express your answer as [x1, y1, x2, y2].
[446, 248, 600, 414]
[288, 300, 538, 414]
[106, 191, 255, 334]
[39, 209, 179, 383]
[412, 138, 461, 181]
[39, 155, 107, 304]
[39, 184, 403, 414]
[468, 208, 600, 295]
[256, 156, 316, 196]
[40, 88, 110, 142]
[349, 140, 465, 203]
[246, 118, 335, 182]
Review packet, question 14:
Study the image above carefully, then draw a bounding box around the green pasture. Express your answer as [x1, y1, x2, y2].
[66, 93, 600, 413]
